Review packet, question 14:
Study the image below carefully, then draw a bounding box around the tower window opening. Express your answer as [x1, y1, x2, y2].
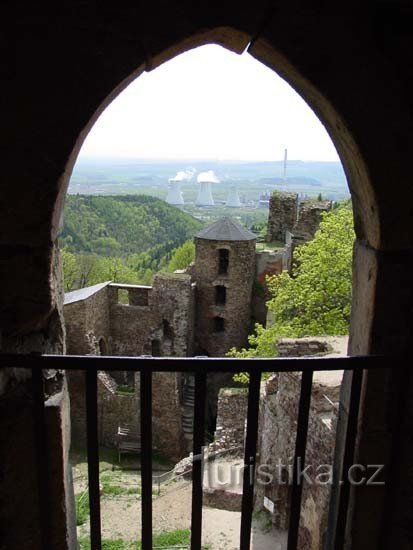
[213, 316, 225, 332]
[98, 337, 107, 356]
[151, 339, 161, 357]
[218, 249, 229, 274]
[118, 288, 130, 305]
[215, 285, 227, 305]
[162, 319, 173, 339]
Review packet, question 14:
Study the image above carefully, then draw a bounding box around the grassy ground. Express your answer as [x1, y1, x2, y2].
[70, 445, 174, 473]
[78, 528, 191, 549]
[255, 240, 285, 252]
[72, 445, 175, 528]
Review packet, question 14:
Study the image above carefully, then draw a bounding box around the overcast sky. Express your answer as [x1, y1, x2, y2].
[79, 45, 340, 162]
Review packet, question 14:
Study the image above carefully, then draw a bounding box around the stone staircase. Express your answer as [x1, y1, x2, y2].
[181, 375, 195, 448]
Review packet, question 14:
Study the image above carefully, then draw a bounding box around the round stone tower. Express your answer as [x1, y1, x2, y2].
[194, 217, 256, 357]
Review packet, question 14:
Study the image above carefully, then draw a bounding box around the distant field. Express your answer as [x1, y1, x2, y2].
[69, 157, 350, 202]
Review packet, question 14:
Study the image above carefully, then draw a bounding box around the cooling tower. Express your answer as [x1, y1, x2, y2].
[166, 180, 184, 205]
[195, 181, 215, 206]
[226, 185, 242, 207]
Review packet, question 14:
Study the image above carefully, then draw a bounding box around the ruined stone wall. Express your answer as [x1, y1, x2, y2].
[277, 338, 332, 357]
[108, 274, 194, 357]
[64, 301, 88, 355]
[266, 193, 332, 245]
[255, 371, 340, 550]
[294, 200, 332, 242]
[254, 338, 343, 548]
[64, 276, 193, 460]
[108, 289, 155, 357]
[152, 372, 186, 461]
[213, 388, 248, 455]
[67, 370, 139, 448]
[6, 3, 413, 548]
[194, 238, 256, 357]
[266, 192, 298, 242]
[65, 286, 111, 355]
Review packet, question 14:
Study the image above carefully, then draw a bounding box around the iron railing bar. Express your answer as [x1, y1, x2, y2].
[240, 369, 262, 550]
[0, 353, 392, 373]
[287, 369, 314, 550]
[140, 369, 152, 549]
[85, 369, 102, 550]
[32, 367, 51, 549]
[334, 369, 363, 550]
[190, 369, 207, 550]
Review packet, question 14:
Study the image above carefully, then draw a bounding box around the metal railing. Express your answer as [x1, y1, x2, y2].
[1, 353, 390, 550]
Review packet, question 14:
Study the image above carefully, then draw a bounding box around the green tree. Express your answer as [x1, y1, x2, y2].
[167, 240, 195, 272]
[77, 255, 100, 288]
[229, 204, 355, 360]
[89, 257, 140, 285]
[61, 248, 79, 292]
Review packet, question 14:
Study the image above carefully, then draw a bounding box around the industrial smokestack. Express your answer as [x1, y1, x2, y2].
[166, 180, 184, 205]
[226, 185, 241, 207]
[283, 148, 288, 181]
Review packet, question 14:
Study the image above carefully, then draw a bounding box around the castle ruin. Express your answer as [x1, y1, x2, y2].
[64, 195, 334, 467]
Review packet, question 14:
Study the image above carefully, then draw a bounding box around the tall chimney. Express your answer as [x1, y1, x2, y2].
[283, 147, 288, 181]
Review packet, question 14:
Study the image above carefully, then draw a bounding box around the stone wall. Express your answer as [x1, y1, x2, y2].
[253, 247, 292, 325]
[65, 283, 111, 355]
[67, 370, 139, 448]
[266, 192, 298, 242]
[64, 274, 195, 461]
[194, 238, 256, 357]
[265, 193, 331, 247]
[108, 274, 194, 357]
[255, 372, 340, 549]
[0, 373, 77, 550]
[277, 337, 332, 357]
[5, 4, 413, 548]
[254, 337, 343, 550]
[68, 368, 186, 460]
[294, 200, 332, 242]
[213, 388, 248, 455]
[152, 372, 186, 461]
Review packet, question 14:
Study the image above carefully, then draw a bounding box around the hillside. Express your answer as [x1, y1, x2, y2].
[60, 194, 203, 257]
[59, 195, 203, 291]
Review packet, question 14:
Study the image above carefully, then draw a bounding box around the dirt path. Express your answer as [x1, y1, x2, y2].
[78, 478, 286, 548]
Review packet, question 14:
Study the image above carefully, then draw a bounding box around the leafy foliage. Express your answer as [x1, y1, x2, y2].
[75, 492, 89, 526]
[230, 204, 354, 363]
[60, 195, 202, 290]
[61, 195, 201, 256]
[167, 239, 195, 272]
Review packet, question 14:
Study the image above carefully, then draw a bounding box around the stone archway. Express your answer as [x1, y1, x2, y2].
[5, 6, 413, 549]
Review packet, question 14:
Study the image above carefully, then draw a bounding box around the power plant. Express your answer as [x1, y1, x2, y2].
[165, 169, 246, 209]
[166, 179, 184, 205]
[195, 181, 215, 206]
[226, 185, 242, 207]
[195, 171, 216, 206]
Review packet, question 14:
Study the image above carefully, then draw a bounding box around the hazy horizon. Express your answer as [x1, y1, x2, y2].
[76, 155, 342, 164]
